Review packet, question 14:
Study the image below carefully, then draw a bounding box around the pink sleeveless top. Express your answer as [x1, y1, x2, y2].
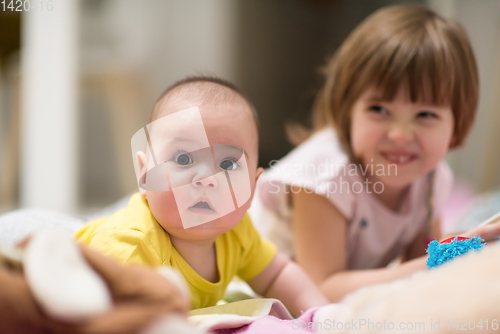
[250, 128, 453, 269]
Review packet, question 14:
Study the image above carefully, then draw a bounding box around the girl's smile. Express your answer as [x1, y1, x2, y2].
[380, 150, 419, 165]
[351, 86, 455, 191]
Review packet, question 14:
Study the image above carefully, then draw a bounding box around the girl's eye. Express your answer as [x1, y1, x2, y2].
[175, 153, 193, 165]
[219, 159, 239, 171]
[417, 111, 438, 119]
[368, 105, 388, 114]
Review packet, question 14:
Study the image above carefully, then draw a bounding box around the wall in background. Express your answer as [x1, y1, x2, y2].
[2, 0, 499, 214]
[78, 0, 239, 210]
[429, 0, 500, 192]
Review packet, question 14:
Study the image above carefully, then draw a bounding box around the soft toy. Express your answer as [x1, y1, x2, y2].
[0, 229, 204, 334]
[426, 235, 485, 269]
[316, 244, 500, 334]
[426, 211, 500, 269]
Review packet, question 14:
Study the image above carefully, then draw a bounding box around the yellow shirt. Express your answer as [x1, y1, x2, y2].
[75, 193, 277, 309]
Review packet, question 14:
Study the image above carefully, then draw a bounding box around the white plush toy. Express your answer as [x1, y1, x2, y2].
[3, 228, 206, 334]
[314, 243, 500, 334]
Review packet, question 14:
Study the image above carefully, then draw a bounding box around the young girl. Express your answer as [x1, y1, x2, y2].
[251, 4, 500, 302]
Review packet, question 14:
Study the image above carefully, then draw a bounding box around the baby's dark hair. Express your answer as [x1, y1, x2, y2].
[151, 76, 259, 131]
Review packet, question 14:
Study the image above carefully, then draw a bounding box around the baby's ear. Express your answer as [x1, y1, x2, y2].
[247, 167, 264, 204]
[136, 151, 148, 196]
[255, 167, 264, 184]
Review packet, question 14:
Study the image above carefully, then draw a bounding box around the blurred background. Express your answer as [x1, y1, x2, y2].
[0, 0, 499, 226]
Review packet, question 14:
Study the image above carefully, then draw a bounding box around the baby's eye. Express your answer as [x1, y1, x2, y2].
[174, 153, 193, 166]
[219, 158, 239, 171]
[368, 105, 388, 114]
[417, 111, 438, 119]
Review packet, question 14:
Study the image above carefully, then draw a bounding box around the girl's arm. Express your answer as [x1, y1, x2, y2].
[322, 217, 500, 302]
[246, 251, 328, 317]
[290, 187, 429, 302]
[292, 187, 500, 303]
[404, 217, 442, 261]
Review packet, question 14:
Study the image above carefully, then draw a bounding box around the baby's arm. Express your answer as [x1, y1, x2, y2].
[246, 251, 328, 317]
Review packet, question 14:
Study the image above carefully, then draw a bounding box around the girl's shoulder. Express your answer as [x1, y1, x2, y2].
[260, 127, 357, 220]
[268, 127, 350, 178]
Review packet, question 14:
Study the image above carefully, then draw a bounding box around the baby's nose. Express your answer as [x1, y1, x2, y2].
[194, 175, 218, 188]
[190, 160, 217, 187]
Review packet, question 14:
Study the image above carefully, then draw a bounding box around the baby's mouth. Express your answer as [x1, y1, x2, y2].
[188, 199, 216, 215]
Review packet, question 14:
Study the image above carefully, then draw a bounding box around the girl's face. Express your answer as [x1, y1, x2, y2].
[350, 86, 454, 190]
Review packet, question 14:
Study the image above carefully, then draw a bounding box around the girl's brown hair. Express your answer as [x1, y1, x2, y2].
[292, 4, 479, 158]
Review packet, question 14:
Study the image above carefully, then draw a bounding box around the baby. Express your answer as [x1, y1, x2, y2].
[76, 76, 328, 316]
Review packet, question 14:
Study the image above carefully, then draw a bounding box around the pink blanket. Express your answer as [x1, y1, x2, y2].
[214, 307, 319, 334]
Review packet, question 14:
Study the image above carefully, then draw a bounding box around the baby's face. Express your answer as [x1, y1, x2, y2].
[134, 100, 260, 242]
